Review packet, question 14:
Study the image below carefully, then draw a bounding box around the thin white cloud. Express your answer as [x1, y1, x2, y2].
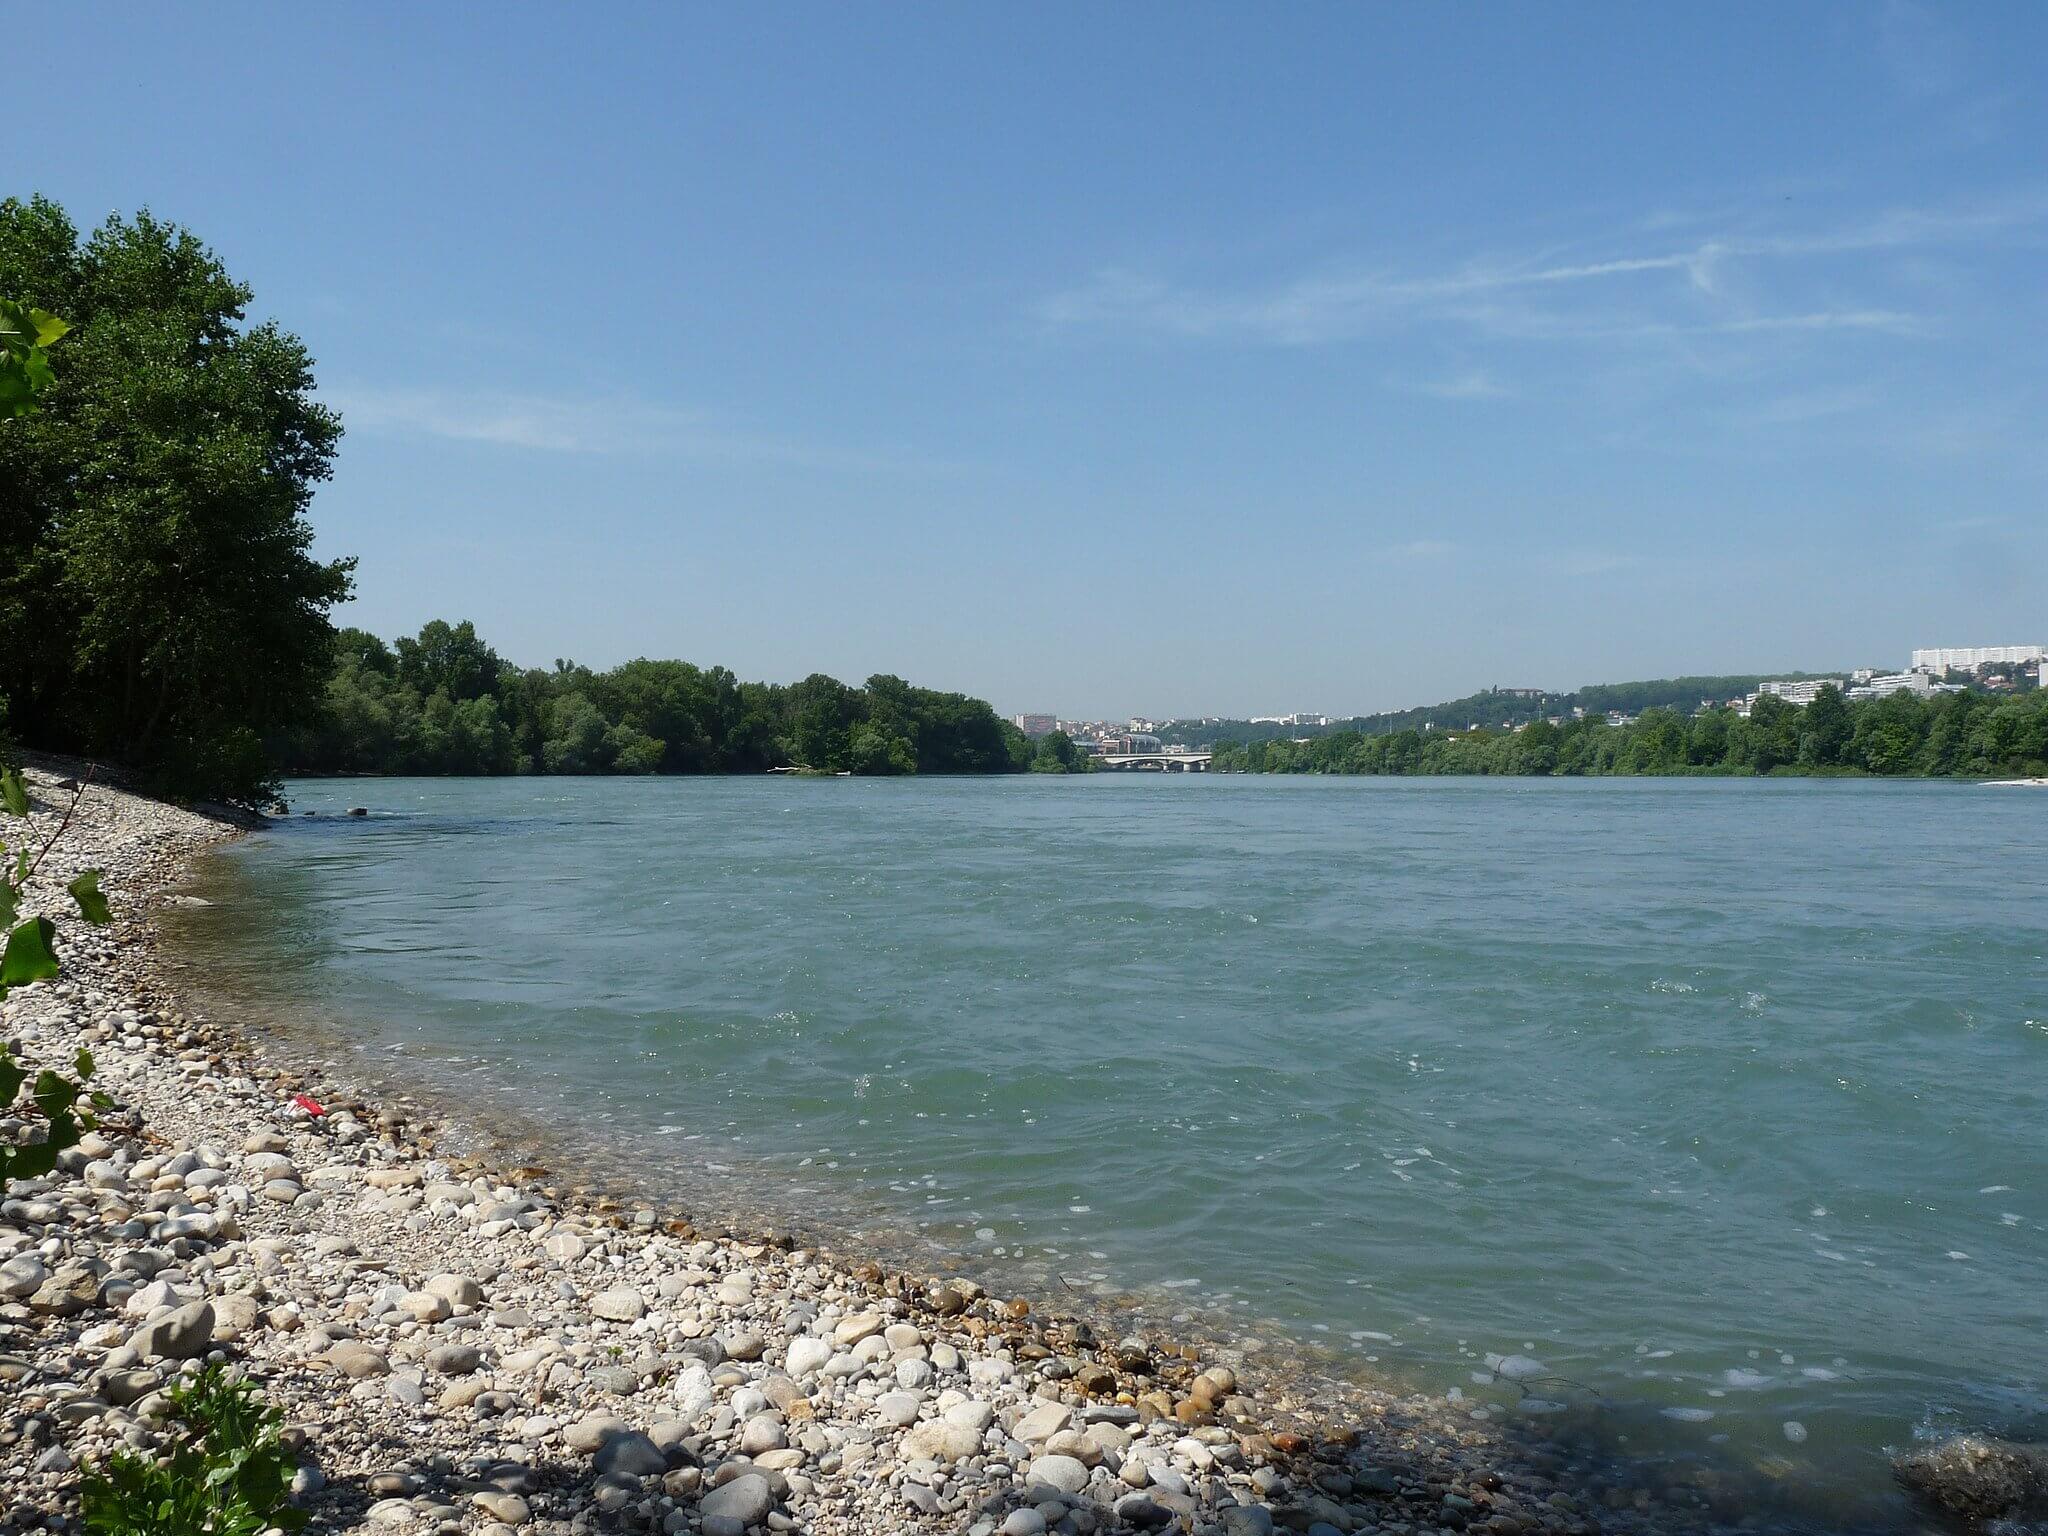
[1380, 538, 1460, 559]
[324, 386, 761, 455]
[1036, 192, 2042, 349]
[324, 385, 951, 475]
[1397, 369, 1512, 401]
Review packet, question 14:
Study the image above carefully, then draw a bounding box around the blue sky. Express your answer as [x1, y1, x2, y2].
[23, 3, 2047, 717]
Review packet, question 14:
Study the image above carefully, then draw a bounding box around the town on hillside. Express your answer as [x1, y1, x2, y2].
[1013, 643, 2046, 765]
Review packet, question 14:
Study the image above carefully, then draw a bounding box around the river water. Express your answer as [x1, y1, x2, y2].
[169, 774, 2048, 1527]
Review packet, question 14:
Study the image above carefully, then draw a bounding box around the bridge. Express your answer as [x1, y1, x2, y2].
[1093, 751, 1212, 772]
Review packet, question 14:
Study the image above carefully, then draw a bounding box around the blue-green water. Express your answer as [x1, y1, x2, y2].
[174, 774, 2048, 1524]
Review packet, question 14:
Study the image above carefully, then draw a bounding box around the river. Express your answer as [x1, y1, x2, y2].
[167, 773, 2048, 1528]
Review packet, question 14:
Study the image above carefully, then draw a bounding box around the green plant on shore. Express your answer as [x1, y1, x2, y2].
[0, 766, 114, 1187]
[81, 1364, 306, 1536]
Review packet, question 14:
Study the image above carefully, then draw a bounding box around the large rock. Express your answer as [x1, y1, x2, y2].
[701, 1472, 773, 1524]
[1026, 1454, 1091, 1494]
[130, 1300, 214, 1361]
[832, 1310, 883, 1345]
[945, 1399, 995, 1433]
[590, 1287, 646, 1322]
[0, 1254, 47, 1299]
[426, 1342, 481, 1376]
[566, 1414, 631, 1453]
[1896, 1435, 2048, 1523]
[1014, 1402, 1074, 1443]
[785, 1337, 832, 1378]
[210, 1293, 263, 1341]
[425, 1273, 484, 1308]
[30, 1267, 101, 1317]
[324, 1341, 391, 1379]
[592, 1430, 666, 1477]
[902, 1420, 983, 1464]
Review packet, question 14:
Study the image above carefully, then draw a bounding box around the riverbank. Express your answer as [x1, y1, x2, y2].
[1, 770, 1833, 1536]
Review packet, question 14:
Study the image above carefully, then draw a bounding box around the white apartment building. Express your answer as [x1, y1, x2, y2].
[1910, 645, 2046, 673]
[1848, 671, 1941, 701]
[1756, 679, 1845, 706]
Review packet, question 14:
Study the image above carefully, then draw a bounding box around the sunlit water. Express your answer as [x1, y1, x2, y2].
[170, 774, 2048, 1527]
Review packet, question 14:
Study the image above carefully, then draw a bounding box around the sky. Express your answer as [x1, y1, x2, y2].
[20, 3, 2048, 718]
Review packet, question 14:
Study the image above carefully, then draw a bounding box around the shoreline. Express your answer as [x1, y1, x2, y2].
[1, 769, 1851, 1536]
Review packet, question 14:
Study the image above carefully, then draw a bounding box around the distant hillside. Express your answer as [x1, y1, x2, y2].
[1157, 674, 1842, 747]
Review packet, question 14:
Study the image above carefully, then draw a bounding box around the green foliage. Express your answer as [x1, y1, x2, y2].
[0, 196, 353, 808]
[1, 771, 116, 1188]
[1030, 728, 1090, 773]
[283, 620, 1025, 778]
[82, 1365, 306, 1536]
[1157, 675, 1837, 750]
[0, 295, 68, 417]
[1208, 686, 2048, 782]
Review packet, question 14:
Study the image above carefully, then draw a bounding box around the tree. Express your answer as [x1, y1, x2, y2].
[0, 197, 353, 806]
[1031, 728, 1087, 773]
[847, 721, 915, 775]
[394, 619, 500, 703]
[1798, 684, 1852, 768]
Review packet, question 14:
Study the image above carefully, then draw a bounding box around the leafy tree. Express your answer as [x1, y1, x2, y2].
[394, 619, 500, 703]
[1798, 684, 1853, 767]
[541, 692, 611, 774]
[0, 197, 352, 806]
[847, 721, 916, 775]
[1031, 728, 1089, 773]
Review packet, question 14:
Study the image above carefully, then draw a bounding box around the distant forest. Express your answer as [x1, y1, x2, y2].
[1154, 676, 1837, 748]
[277, 620, 1071, 778]
[1209, 685, 2048, 779]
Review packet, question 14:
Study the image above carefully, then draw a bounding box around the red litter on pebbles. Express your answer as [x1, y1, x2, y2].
[292, 1093, 327, 1117]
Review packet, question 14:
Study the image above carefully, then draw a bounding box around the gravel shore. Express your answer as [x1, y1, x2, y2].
[2, 769, 1712, 1536]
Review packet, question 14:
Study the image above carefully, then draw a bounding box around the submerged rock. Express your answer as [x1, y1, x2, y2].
[1895, 1434, 2048, 1523]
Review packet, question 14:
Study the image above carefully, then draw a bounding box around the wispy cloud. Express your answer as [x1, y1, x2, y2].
[1397, 369, 1512, 401]
[1036, 191, 2043, 350]
[325, 387, 727, 455]
[324, 385, 951, 475]
[1379, 538, 1460, 560]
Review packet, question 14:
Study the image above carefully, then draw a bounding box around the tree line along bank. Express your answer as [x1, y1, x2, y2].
[1208, 685, 2048, 779]
[0, 195, 1076, 803]
[278, 620, 1093, 780]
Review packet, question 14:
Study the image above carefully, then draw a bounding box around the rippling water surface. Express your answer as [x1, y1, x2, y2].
[172, 774, 2048, 1525]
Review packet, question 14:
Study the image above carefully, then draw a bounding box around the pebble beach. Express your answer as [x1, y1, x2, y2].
[3, 769, 1783, 1536]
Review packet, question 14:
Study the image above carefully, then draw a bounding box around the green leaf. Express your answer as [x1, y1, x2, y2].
[0, 879, 17, 929]
[0, 917, 60, 990]
[74, 1047, 96, 1081]
[0, 1052, 24, 1105]
[0, 768, 28, 816]
[29, 309, 68, 348]
[68, 869, 112, 925]
[31, 1068, 80, 1120]
[7, 1140, 57, 1179]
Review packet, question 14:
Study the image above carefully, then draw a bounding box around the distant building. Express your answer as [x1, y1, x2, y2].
[1497, 687, 1547, 700]
[1757, 679, 1845, 706]
[1012, 713, 1058, 737]
[1911, 645, 2046, 673]
[1848, 671, 1942, 701]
